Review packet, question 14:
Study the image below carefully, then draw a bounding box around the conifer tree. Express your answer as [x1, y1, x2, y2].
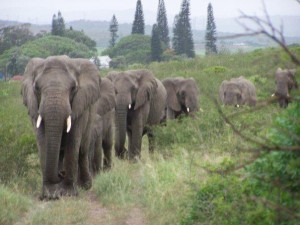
[205, 3, 218, 55]
[156, 0, 169, 48]
[172, 0, 195, 58]
[51, 11, 65, 36]
[151, 24, 163, 62]
[109, 14, 118, 47]
[132, 0, 145, 34]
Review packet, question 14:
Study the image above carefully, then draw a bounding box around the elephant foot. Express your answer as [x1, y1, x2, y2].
[78, 175, 92, 190]
[40, 183, 62, 201]
[115, 148, 127, 159]
[59, 182, 78, 197]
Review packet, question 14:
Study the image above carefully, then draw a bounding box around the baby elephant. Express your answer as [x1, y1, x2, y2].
[219, 76, 256, 107]
[274, 68, 298, 108]
[89, 78, 116, 176]
[162, 77, 199, 120]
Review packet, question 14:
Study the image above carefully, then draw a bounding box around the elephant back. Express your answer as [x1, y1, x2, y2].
[148, 78, 167, 125]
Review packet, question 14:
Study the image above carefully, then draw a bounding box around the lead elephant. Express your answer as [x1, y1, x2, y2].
[162, 77, 199, 120]
[274, 68, 298, 108]
[219, 76, 257, 107]
[21, 55, 101, 200]
[89, 78, 116, 175]
[107, 70, 167, 161]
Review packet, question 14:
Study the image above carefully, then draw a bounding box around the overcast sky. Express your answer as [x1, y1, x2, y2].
[0, 0, 299, 24]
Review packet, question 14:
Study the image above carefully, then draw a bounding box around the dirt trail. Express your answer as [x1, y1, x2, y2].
[86, 192, 147, 225]
[15, 191, 146, 225]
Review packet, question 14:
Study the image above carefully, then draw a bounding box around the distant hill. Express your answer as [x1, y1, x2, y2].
[1, 19, 300, 53]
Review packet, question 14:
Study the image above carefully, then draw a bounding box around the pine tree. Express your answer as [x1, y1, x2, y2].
[172, 0, 195, 58]
[132, 0, 145, 34]
[51, 14, 58, 35]
[109, 14, 118, 47]
[51, 11, 65, 36]
[151, 24, 163, 62]
[156, 0, 169, 48]
[205, 3, 218, 55]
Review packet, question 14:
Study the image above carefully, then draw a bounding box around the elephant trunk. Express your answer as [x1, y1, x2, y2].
[115, 105, 127, 159]
[42, 95, 69, 184]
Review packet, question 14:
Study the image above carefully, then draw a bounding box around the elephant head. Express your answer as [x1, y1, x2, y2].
[162, 77, 199, 118]
[219, 76, 256, 107]
[107, 70, 158, 158]
[274, 68, 298, 108]
[21, 56, 101, 196]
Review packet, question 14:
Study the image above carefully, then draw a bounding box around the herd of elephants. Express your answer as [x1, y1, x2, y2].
[21, 55, 298, 200]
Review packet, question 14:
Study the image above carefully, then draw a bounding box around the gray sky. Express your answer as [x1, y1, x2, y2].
[0, 0, 299, 24]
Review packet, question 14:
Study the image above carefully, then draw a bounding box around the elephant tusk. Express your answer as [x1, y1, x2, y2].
[128, 104, 131, 109]
[236, 104, 240, 108]
[66, 116, 71, 133]
[36, 115, 42, 128]
[271, 93, 275, 97]
[187, 107, 190, 112]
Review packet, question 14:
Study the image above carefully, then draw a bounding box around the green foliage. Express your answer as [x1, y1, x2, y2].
[63, 29, 97, 51]
[151, 24, 163, 62]
[109, 14, 119, 47]
[51, 11, 65, 36]
[203, 65, 228, 74]
[103, 34, 151, 65]
[0, 185, 32, 225]
[0, 35, 95, 74]
[181, 175, 273, 225]
[156, 0, 170, 48]
[132, 0, 145, 35]
[205, 3, 218, 55]
[172, 0, 195, 58]
[0, 82, 38, 184]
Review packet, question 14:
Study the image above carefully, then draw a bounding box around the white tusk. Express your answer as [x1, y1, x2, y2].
[66, 116, 71, 133]
[36, 115, 42, 128]
[128, 104, 131, 109]
[187, 107, 190, 112]
[271, 93, 275, 97]
[236, 104, 240, 108]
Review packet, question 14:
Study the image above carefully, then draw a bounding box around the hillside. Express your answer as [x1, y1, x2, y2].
[0, 47, 299, 224]
[3, 19, 299, 52]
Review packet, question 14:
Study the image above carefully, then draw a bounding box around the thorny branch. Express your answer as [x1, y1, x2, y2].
[219, 0, 300, 65]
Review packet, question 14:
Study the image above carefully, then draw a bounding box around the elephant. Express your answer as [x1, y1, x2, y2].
[107, 69, 167, 161]
[89, 78, 116, 176]
[21, 55, 101, 200]
[162, 77, 199, 120]
[274, 68, 298, 108]
[219, 76, 257, 107]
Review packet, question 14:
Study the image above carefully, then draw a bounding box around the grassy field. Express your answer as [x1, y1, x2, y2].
[0, 47, 299, 224]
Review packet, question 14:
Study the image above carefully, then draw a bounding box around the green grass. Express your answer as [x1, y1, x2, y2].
[0, 47, 299, 224]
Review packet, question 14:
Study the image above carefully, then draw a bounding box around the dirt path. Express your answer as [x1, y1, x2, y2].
[86, 192, 147, 225]
[14, 191, 147, 225]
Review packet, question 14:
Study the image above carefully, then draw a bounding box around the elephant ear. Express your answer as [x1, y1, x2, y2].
[106, 71, 121, 82]
[133, 70, 158, 110]
[287, 69, 298, 89]
[97, 78, 116, 116]
[69, 59, 101, 119]
[21, 58, 45, 122]
[162, 78, 181, 111]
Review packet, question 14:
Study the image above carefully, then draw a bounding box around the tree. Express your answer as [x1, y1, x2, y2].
[151, 24, 163, 62]
[109, 15, 119, 47]
[132, 0, 145, 34]
[172, 0, 195, 58]
[205, 3, 218, 55]
[51, 11, 65, 36]
[156, 0, 170, 48]
[0, 24, 34, 55]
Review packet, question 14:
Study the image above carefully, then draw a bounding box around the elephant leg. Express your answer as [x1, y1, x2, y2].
[93, 135, 103, 175]
[147, 128, 155, 153]
[78, 144, 92, 190]
[102, 127, 113, 171]
[167, 108, 176, 120]
[129, 112, 145, 161]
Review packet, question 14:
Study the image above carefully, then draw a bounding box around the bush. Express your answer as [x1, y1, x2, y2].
[103, 34, 151, 65]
